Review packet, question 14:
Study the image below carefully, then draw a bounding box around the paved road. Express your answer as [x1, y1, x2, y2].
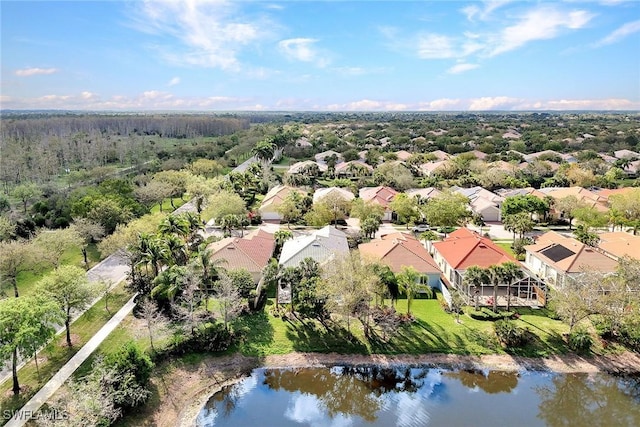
[0, 254, 130, 386]
[4, 295, 137, 427]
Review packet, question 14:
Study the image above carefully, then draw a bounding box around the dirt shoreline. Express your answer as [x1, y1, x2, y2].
[133, 351, 640, 427]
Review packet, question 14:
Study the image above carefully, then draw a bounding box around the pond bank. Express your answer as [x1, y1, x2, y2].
[128, 351, 640, 427]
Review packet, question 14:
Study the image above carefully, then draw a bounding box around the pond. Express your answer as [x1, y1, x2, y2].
[196, 366, 640, 427]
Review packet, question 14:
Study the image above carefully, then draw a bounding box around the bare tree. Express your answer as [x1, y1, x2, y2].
[137, 298, 169, 354]
[215, 274, 243, 331]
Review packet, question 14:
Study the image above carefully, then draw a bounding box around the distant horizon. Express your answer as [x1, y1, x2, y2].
[2, 1, 639, 111]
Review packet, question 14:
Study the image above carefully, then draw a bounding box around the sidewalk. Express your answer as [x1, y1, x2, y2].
[4, 295, 137, 427]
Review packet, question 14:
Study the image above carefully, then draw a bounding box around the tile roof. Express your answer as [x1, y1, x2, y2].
[208, 230, 275, 274]
[287, 160, 328, 174]
[359, 186, 398, 208]
[279, 226, 349, 267]
[260, 185, 307, 211]
[597, 232, 640, 260]
[359, 232, 440, 274]
[312, 187, 355, 203]
[432, 228, 515, 269]
[525, 231, 618, 273]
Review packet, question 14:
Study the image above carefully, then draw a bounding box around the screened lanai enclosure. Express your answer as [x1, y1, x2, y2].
[445, 268, 547, 308]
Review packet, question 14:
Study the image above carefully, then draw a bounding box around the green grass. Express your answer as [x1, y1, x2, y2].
[231, 298, 569, 358]
[150, 197, 186, 214]
[0, 283, 132, 425]
[12, 243, 102, 298]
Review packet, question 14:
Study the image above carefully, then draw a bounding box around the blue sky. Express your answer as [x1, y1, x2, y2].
[1, 0, 639, 111]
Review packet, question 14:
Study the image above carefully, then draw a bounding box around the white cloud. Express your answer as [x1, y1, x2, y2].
[489, 7, 594, 56]
[462, 0, 511, 22]
[468, 96, 522, 110]
[531, 98, 640, 110]
[593, 20, 640, 47]
[278, 38, 330, 67]
[417, 34, 456, 59]
[131, 0, 272, 70]
[420, 98, 462, 110]
[447, 63, 480, 74]
[14, 67, 58, 77]
[167, 76, 181, 86]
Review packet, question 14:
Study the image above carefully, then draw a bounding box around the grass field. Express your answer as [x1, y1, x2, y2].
[231, 298, 570, 358]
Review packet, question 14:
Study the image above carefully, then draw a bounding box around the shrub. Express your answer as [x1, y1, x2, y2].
[165, 322, 234, 355]
[568, 328, 593, 353]
[494, 319, 529, 347]
[105, 342, 154, 410]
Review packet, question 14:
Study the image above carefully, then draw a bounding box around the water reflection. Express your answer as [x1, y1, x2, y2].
[196, 367, 640, 427]
[536, 373, 640, 427]
[445, 369, 519, 394]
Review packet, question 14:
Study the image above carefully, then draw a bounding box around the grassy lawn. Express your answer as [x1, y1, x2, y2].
[231, 298, 569, 358]
[150, 197, 186, 214]
[0, 283, 133, 425]
[13, 243, 102, 298]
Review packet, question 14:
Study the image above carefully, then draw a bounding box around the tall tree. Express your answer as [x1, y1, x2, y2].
[487, 264, 506, 312]
[34, 227, 83, 268]
[215, 273, 243, 331]
[0, 295, 61, 395]
[464, 265, 489, 311]
[389, 193, 419, 228]
[554, 196, 587, 230]
[70, 218, 105, 269]
[422, 191, 470, 236]
[501, 261, 523, 312]
[12, 182, 42, 213]
[37, 265, 93, 347]
[0, 239, 42, 297]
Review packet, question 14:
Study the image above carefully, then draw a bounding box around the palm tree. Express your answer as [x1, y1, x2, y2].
[197, 247, 227, 310]
[397, 266, 427, 317]
[487, 264, 506, 312]
[151, 264, 187, 303]
[143, 237, 169, 278]
[501, 261, 524, 312]
[158, 214, 189, 239]
[464, 266, 488, 311]
[252, 140, 276, 164]
[165, 234, 188, 266]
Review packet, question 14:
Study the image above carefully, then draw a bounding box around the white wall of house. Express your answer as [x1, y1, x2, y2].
[259, 207, 281, 221]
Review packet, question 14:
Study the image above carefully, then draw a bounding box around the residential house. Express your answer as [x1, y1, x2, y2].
[395, 150, 413, 161]
[432, 228, 545, 306]
[538, 186, 609, 213]
[524, 231, 618, 288]
[419, 160, 448, 177]
[359, 232, 441, 287]
[314, 150, 344, 165]
[334, 160, 374, 177]
[208, 229, 275, 283]
[453, 186, 504, 222]
[259, 185, 307, 221]
[286, 160, 328, 175]
[359, 186, 399, 222]
[313, 187, 355, 204]
[597, 232, 640, 261]
[614, 149, 640, 160]
[406, 187, 441, 202]
[279, 226, 349, 268]
[524, 150, 577, 163]
[429, 150, 452, 161]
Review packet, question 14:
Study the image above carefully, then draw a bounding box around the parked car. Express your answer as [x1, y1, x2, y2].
[412, 224, 430, 233]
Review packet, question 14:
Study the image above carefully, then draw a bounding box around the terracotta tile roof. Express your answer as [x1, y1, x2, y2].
[432, 228, 516, 269]
[208, 230, 275, 274]
[597, 232, 640, 260]
[395, 150, 413, 161]
[359, 232, 440, 274]
[359, 186, 398, 208]
[525, 231, 618, 273]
